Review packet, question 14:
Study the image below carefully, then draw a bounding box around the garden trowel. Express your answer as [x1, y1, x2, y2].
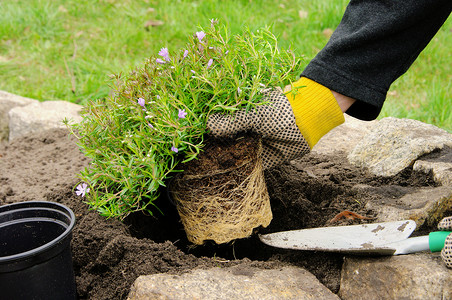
[259, 220, 451, 255]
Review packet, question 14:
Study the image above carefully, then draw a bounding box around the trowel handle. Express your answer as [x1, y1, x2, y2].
[429, 231, 451, 252]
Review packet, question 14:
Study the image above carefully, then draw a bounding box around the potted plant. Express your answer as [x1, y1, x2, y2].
[69, 20, 303, 244]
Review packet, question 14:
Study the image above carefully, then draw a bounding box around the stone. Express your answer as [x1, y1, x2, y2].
[347, 117, 452, 177]
[0, 90, 37, 141]
[312, 115, 377, 156]
[339, 253, 452, 300]
[8, 100, 83, 141]
[127, 265, 340, 300]
[363, 185, 452, 228]
[413, 147, 452, 186]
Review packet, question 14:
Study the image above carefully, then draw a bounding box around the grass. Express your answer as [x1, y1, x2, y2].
[379, 32, 452, 131]
[0, 0, 450, 131]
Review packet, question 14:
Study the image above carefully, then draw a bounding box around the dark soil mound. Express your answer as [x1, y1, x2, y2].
[0, 129, 437, 299]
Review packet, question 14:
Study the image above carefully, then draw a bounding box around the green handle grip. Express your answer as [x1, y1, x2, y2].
[429, 231, 451, 252]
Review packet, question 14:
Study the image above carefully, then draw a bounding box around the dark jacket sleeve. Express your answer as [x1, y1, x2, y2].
[302, 0, 452, 120]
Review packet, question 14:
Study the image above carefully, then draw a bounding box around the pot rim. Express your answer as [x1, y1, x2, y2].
[0, 201, 75, 264]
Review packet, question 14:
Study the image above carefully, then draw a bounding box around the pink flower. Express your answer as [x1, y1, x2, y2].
[147, 122, 154, 129]
[183, 50, 189, 58]
[76, 183, 90, 197]
[178, 109, 187, 119]
[137, 97, 145, 107]
[196, 31, 206, 42]
[171, 146, 178, 153]
[158, 47, 170, 61]
[156, 58, 165, 64]
[207, 58, 213, 68]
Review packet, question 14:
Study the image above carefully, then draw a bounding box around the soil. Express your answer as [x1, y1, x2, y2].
[171, 135, 261, 203]
[170, 135, 269, 245]
[177, 135, 260, 176]
[0, 128, 439, 299]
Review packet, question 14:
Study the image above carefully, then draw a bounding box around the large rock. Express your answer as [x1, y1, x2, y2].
[312, 115, 377, 156]
[0, 90, 37, 141]
[363, 185, 452, 228]
[413, 147, 452, 186]
[127, 265, 340, 300]
[339, 253, 452, 300]
[8, 100, 82, 141]
[347, 117, 452, 177]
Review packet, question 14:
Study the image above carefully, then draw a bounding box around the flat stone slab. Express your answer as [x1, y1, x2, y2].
[8, 100, 82, 141]
[312, 115, 377, 156]
[0, 90, 37, 141]
[339, 253, 452, 300]
[127, 265, 340, 300]
[0, 90, 36, 106]
[413, 147, 452, 186]
[347, 117, 452, 177]
[363, 185, 452, 228]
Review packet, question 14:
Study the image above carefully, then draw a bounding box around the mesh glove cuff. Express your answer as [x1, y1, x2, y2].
[438, 216, 452, 268]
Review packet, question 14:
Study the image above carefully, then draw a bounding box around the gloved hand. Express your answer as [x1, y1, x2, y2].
[207, 89, 310, 169]
[438, 216, 452, 268]
[208, 77, 345, 169]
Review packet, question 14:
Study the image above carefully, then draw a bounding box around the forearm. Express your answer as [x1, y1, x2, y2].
[302, 0, 452, 120]
[331, 91, 356, 113]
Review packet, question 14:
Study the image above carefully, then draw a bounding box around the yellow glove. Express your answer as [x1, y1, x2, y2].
[207, 78, 344, 169]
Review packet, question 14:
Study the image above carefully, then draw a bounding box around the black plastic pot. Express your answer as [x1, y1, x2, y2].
[0, 201, 76, 300]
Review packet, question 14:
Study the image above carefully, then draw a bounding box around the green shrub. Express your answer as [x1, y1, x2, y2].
[69, 20, 304, 218]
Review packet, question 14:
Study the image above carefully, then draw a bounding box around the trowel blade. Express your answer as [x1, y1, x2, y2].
[259, 220, 417, 255]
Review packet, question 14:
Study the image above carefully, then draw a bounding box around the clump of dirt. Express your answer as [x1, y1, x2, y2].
[171, 134, 271, 245]
[178, 134, 260, 175]
[0, 128, 438, 299]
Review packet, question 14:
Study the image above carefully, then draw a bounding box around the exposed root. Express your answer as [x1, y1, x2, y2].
[171, 138, 272, 245]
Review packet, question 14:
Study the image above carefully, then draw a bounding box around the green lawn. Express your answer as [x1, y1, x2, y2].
[0, 0, 450, 131]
